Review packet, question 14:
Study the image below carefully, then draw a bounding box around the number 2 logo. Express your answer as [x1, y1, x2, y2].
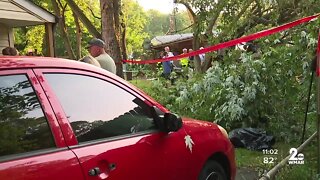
[289, 148, 304, 161]
[289, 148, 298, 160]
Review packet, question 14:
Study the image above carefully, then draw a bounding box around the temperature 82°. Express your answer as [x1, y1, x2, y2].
[263, 157, 277, 164]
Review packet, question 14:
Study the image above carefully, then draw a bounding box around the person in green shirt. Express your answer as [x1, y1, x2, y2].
[87, 38, 116, 74]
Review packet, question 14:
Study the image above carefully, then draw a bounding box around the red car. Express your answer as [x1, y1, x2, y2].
[0, 57, 236, 180]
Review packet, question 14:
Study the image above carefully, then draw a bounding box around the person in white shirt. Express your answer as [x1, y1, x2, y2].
[162, 46, 174, 78]
[199, 47, 205, 65]
[87, 38, 116, 74]
[164, 46, 174, 57]
[164, 46, 178, 68]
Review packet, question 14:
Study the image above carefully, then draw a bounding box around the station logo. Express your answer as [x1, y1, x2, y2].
[288, 148, 304, 165]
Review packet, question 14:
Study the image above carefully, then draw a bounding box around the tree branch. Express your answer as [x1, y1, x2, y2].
[88, 7, 101, 19]
[236, 0, 255, 20]
[205, 1, 225, 37]
[174, 0, 196, 22]
[51, 0, 76, 59]
[65, 0, 101, 38]
[174, 23, 194, 33]
[57, 0, 67, 18]
[73, 12, 82, 59]
[57, 0, 64, 10]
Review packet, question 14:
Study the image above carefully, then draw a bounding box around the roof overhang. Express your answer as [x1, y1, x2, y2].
[0, 0, 56, 28]
[151, 33, 193, 49]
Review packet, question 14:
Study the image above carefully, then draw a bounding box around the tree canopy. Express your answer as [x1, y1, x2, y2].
[174, 0, 320, 72]
[15, 0, 193, 60]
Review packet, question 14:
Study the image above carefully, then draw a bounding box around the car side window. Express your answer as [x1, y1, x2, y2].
[44, 73, 156, 143]
[0, 75, 55, 157]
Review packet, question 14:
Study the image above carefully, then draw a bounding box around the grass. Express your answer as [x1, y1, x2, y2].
[130, 78, 318, 179]
[130, 79, 152, 91]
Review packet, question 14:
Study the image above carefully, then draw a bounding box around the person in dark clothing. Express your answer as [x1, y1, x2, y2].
[188, 48, 194, 68]
[161, 51, 172, 79]
[2, 47, 18, 56]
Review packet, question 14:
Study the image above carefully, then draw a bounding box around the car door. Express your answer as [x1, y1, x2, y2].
[0, 69, 84, 180]
[35, 68, 170, 180]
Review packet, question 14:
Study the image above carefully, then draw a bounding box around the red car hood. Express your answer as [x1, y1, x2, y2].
[181, 117, 219, 130]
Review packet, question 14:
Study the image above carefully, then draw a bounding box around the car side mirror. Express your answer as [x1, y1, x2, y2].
[163, 113, 182, 133]
[151, 106, 182, 133]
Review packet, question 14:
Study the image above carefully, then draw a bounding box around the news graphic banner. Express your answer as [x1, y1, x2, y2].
[123, 13, 320, 65]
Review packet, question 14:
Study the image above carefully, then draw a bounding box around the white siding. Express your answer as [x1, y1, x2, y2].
[0, 24, 9, 55]
[8, 27, 13, 47]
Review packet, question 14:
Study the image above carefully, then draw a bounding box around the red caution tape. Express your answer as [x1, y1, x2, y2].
[124, 13, 320, 64]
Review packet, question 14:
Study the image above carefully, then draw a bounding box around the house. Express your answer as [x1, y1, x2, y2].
[151, 33, 193, 53]
[0, 0, 56, 56]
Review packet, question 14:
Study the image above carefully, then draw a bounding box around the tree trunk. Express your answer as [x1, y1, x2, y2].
[65, 0, 101, 38]
[113, 0, 121, 36]
[192, 30, 201, 72]
[202, 53, 213, 72]
[73, 12, 82, 59]
[175, 0, 202, 72]
[51, 0, 76, 59]
[121, 23, 128, 61]
[100, 0, 123, 78]
[115, 0, 127, 60]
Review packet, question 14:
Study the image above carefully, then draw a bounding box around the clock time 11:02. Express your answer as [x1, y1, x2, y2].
[262, 149, 278, 155]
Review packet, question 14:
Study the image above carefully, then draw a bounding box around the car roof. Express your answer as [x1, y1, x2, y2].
[1, 56, 96, 69]
[0, 56, 117, 77]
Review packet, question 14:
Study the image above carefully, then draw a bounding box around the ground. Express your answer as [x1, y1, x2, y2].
[236, 168, 259, 180]
[130, 79, 317, 180]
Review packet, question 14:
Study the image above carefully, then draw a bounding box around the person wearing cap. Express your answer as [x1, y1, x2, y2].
[87, 38, 116, 74]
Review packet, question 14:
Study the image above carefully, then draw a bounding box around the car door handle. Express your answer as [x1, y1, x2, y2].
[88, 167, 101, 176]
